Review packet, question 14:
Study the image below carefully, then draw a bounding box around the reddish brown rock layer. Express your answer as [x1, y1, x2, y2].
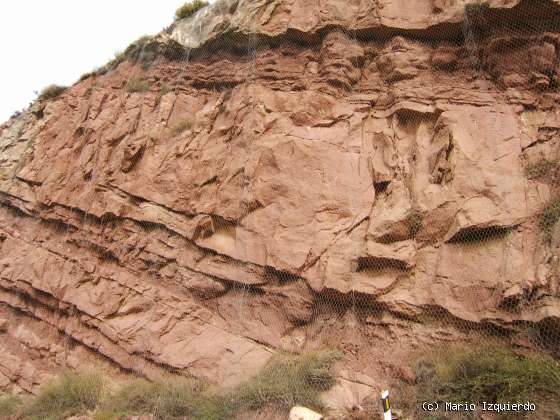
[1, 0, 560, 398]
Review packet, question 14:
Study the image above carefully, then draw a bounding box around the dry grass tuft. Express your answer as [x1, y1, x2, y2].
[1, 349, 342, 419]
[38, 84, 67, 101]
[175, 0, 209, 20]
[412, 344, 560, 419]
[126, 78, 150, 93]
[539, 198, 560, 233]
[24, 370, 105, 420]
[169, 119, 193, 136]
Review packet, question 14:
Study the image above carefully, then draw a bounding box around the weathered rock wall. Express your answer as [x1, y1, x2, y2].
[0, 0, 559, 396]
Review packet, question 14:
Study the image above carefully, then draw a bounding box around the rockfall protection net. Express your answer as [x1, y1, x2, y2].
[3, 0, 560, 419]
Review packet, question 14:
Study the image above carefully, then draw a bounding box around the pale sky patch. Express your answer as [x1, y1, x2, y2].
[0, 1, 215, 122]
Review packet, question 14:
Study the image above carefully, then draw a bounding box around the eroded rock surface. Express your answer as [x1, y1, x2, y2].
[1, 0, 559, 398]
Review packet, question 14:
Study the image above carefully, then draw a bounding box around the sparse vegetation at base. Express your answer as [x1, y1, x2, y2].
[96, 378, 210, 420]
[0, 393, 24, 417]
[175, 0, 209, 20]
[412, 344, 560, 419]
[126, 78, 151, 93]
[237, 348, 342, 412]
[38, 84, 67, 101]
[24, 370, 105, 420]
[2, 349, 341, 420]
[539, 198, 560, 233]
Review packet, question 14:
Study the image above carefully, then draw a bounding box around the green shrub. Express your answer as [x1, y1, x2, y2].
[24, 370, 105, 420]
[539, 199, 560, 232]
[414, 345, 560, 416]
[126, 78, 150, 93]
[38, 84, 67, 101]
[175, 0, 209, 20]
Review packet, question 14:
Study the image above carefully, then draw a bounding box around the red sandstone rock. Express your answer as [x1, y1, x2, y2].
[0, 0, 559, 411]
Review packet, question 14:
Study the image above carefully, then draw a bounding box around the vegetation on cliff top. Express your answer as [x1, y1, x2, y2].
[1, 348, 342, 420]
[77, 0, 211, 81]
[38, 84, 67, 101]
[79, 35, 155, 82]
[175, 0, 209, 20]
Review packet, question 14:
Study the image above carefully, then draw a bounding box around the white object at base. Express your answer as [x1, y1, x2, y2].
[288, 406, 324, 420]
[381, 389, 392, 420]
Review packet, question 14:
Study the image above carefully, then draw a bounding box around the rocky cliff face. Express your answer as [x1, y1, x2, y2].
[1, 0, 560, 404]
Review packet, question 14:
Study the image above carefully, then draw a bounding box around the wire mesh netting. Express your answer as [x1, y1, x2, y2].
[0, 0, 560, 419]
